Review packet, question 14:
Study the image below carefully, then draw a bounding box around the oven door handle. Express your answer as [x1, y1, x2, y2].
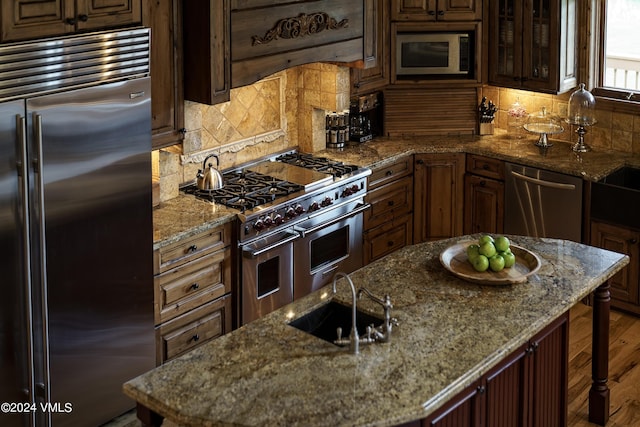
[242, 232, 300, 259]
[294, 203, 370, 238]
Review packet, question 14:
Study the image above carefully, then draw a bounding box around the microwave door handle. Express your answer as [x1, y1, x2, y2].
[242, 232, 300, 259]
[294, 203, 370, 238]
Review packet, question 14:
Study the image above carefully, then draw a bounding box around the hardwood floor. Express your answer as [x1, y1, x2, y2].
[568, 303, 640, 427]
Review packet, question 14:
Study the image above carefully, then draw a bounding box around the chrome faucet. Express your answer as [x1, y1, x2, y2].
[357, 287, 397, 343]
[332, 272, 359, 354]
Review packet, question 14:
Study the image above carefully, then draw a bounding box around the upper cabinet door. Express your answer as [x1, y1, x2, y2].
[75, 0, 141, 32]
[486, 0, 577, 94]
[1, 0, 74, 41]
[391, 0, 481, 21]
[1, 0, 141, 42]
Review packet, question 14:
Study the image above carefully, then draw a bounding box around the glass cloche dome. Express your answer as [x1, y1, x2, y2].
[566, 83, 597, 152]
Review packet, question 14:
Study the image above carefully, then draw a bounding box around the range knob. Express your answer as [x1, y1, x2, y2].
[253, 219, 265, 231]
[321, 196, 333, 207]
[309, 201, 320, 212]
[351, 184, 360, 193]
[273, 213, 284, 225]
[285, 206, 296, 218]
[263, 215, 273, 226]
[295, 204, 305, 214]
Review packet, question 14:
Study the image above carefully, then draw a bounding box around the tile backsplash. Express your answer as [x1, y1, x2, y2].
[482, 86, 640, 153]
[156, 63, 350, 202]
[155, 68, 640, 203]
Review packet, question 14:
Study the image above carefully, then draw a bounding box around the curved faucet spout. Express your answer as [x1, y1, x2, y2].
[332, 272, 359, 354]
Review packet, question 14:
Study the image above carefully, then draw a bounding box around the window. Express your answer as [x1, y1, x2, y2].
[589, 0, 640, 109]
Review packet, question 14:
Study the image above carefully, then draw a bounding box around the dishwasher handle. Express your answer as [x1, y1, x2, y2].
[510, 170, 577, 190]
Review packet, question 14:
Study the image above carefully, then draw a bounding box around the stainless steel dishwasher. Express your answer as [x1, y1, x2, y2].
[504, 163, 583, 242]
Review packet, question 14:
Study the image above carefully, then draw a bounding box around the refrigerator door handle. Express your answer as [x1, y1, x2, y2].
[17, 113, 37, 405]
[32, 113, 51, 404]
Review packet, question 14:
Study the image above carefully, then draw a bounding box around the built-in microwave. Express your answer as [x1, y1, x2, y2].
[396, 32, 472, 77]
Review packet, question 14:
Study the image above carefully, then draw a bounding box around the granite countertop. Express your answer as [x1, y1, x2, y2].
[124, 235, 629, 427]
[153, 134, 639, 249]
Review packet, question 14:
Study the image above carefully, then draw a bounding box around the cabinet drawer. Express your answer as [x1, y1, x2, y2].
[156, 295, 232, 364]
[365, 175, 413, 230]
[368, 156, 413, 189]
[154, 222, 232, 274]
[466, 154, 504, 180]
[364, 214, 413, 264]
[155, 247, 232, 324]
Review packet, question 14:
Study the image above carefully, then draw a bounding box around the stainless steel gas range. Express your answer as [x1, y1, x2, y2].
[183, 151, 371, 325]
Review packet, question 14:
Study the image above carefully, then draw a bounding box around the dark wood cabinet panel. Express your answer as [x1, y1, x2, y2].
[414, 153, 465, 243]
[364, 214, 413, 264]
[392, 0, 481, 21]
[1, 0, 141, 42]
[351, 0, 390, 95]
[590, 220, 640, 315]
[423, 380, 483, 426]
[144, 0, 185, 149]
[464, 154, 504, 235]
[485, 0, 577, 94]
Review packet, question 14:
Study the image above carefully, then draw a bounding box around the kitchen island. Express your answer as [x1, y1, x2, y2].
[125, 235, 628, 426]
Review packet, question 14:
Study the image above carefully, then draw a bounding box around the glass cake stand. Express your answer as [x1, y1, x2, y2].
[523, 122, 564, 148]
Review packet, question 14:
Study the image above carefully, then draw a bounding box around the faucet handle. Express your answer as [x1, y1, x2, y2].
[336, 327, 343, 341]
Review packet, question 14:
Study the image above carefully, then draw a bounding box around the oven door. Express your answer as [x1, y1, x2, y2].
[293, 200, 369, 299]
[240, 229, 299, 325]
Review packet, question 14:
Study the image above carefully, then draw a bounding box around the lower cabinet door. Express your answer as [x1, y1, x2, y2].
[422, 380, 483, 427]
[364, 213, 412, 264]
[156, 295, 232, 364]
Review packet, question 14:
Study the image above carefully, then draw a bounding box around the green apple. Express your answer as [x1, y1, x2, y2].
[494, 236, 510, 253]
[502, 250, 516, 268]
[479, 241, 497, 258]
[478, 235, 494, 245]
[489, 254, 505, 272]
[472, 254, 489, 272]
[467, 244, 480, 261]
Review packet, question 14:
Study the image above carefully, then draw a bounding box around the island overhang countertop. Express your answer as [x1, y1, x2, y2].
[124, 235, 629, 427]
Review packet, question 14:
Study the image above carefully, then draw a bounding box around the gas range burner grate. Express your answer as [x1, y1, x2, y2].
[275, 153, 359, 177]
[182, 170, 304, 211]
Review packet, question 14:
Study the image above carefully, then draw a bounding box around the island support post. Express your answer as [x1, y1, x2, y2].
[589, 280, 611, 425]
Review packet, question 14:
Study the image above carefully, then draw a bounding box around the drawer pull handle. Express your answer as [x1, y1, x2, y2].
[480, 180, 486, 187]
[388, 200, 395, 206]
[629, 238, 638, 245]
[386, 170, 393, 176]
[482, 164, 490, 170]
[387, 241, 394, 247]
[190, 283, 200, 291]
[186, 244, 198, 253]
[191, 334, 200, 342]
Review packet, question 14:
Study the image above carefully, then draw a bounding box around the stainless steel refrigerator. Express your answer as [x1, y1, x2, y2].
[0, 28, 155, 426]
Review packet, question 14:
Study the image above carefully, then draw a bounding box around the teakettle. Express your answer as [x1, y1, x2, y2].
[196, 154, 224, 190]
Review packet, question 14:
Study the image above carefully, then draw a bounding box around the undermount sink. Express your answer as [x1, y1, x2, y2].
[288, 300, 382, 345]
[591, 166, 640, 228]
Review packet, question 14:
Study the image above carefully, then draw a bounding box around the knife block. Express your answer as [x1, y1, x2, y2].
[479, 122, 494, 135]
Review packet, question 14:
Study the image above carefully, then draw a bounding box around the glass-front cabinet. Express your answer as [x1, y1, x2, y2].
[486, 0, 577, 94]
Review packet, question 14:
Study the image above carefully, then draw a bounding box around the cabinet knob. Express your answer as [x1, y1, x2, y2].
[387, 241, 394, 247]
[190, 283, 200, 291]
[388, 200, 395, 207]
[386, 170, 393, 176]
[428, 10, 436, 15]
[78, 14, 88, 22]
[477, 385, 486, 394]
[438, 10, 445, 16]
[65, 17, 77, 25]
[186, 244, 198, 253]
[480, 180, 486, 187]
[629, 238, 638, 245]
[191, 334, 200, 342]
[416, 159, 424, 165]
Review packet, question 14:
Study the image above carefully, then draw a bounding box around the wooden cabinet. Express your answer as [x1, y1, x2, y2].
[590, 220, 640, 316]
[485, 0, 577, 94]
[391, 0, 481, 21]
[413, 153, 465, 243]
[364, 156, 414, 264]
[423, 311, 569, 426]
[1, 0, 141, 42]
[153, 223, 234, 364]
[464, 154, 505, 235]
[351, 0, 390, 95]
[144, 0, 185, 150]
